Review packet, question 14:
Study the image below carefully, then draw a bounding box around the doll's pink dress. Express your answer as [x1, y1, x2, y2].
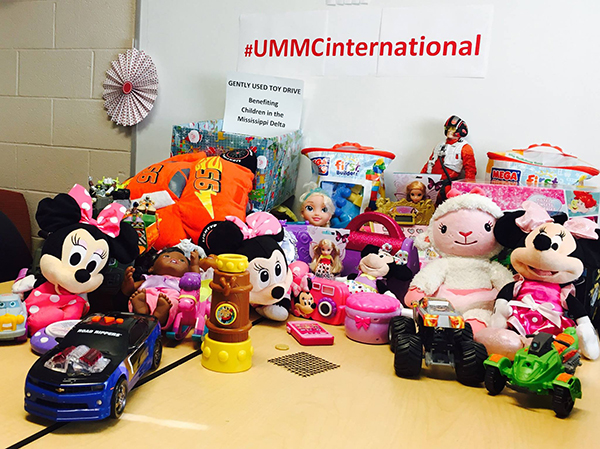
[506, 279, 575, 337]
[25, 282, 89, 335]
[129, 274, 181, 329]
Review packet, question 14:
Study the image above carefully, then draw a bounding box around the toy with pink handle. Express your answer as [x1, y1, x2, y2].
[166, 272, 203, 341]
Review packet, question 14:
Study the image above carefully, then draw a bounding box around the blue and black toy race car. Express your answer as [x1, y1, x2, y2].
[25, 312, 162, 422]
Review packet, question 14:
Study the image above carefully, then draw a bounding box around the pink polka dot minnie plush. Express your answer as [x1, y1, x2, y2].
[13, 184, 138, 336]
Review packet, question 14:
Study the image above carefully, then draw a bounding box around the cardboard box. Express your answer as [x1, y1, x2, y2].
[171, 119, 302, 211]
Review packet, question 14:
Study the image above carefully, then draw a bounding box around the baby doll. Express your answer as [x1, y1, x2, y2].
[309, 239, 342, 279]
[299, 183, 335, 227]
[122, 247, 200, 328]
[406, 180, 427, 204]
[405, 188, 514, 334]
[421, 115, 476, 181]
[482, 201, 600, 360]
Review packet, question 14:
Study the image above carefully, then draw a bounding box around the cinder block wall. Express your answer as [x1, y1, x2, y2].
[0, 0, 136, 250]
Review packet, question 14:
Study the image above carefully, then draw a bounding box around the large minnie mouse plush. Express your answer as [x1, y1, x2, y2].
[199, 212, 293, 321]
[486, 201, 600, 360]
[13, 184, 138, 335]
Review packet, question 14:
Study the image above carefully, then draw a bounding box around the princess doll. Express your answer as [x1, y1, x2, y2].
[299, 183, 335, 227]
[309, 239, 342, 279]
[406, 180, 427, 204]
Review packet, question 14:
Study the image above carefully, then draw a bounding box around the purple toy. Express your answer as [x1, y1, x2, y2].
[165, 272, 210, 341]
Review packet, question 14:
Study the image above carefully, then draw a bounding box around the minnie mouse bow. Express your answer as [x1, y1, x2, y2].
[381, 243, 409, 265]
[516, 201, 598, 240]
[68, 184, 128, 238]
[226, 212, 282, 240]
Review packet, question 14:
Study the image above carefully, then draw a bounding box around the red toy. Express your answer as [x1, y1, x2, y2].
[421, 115, 476, 181]
[287, 321, 334, 346]
[123, 150, 256, 250]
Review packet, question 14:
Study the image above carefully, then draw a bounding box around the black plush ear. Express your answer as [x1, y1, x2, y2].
[388, 263, 414, 282]
[36, 193, 82, 232]
[361, 244, 379, 259]
[493, 210, 528, 249]
[221, 149, 258, 174]
[108, 221, 140, 264]
[552, 212, 568, 225]
[577, 229, 600, 270]
[198, 220, 245, 255]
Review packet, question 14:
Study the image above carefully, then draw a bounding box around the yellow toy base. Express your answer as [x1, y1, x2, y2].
[201, 336, 253, 373]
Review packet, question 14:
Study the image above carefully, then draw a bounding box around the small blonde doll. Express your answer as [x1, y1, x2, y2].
[310, 239, 342, 279]
[406, 180, 427, 204]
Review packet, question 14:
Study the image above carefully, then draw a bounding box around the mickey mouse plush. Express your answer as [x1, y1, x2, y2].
[199, 212, 293, 321]
[346, 243, 414, 296]
[488, 201, 600, 360]
[13, 185, 138, 335]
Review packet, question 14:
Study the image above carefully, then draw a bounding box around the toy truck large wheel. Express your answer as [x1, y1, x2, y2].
[484, 366, 506, 395]
[552, 386, 575, 418]
[151, 339, 162, 370]
[394, 334, 422, 378]
[388, 316, 416, 352]
[455, 340, 487, 386]
[110, 378, 128, 419]
[461, 322, 474, 341]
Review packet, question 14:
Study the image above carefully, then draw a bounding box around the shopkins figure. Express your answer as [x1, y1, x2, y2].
[421, 115, 476, 181]
[123, 247, 201, 328]
[299, 183, 335, 227]
[309, 239, 342, 279]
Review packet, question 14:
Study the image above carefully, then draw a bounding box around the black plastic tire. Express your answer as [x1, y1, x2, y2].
[388, 316, 416, 352]
[151, 339, 162, 370]
[552, 386, 575, 418]
[484, 366, 506, 395]
[455, 340, 487, 386]
[110, 377, 128, 419]
[394, 333, 423, 378]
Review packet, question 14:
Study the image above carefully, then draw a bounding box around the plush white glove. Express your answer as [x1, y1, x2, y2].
[576, 316, 600, 360]
[12, 274, 36, 295]
[490, 298, 512, 329]
[255, 304, 289, 322]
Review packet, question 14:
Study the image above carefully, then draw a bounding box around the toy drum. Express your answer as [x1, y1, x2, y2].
[345, 292, 402, 344]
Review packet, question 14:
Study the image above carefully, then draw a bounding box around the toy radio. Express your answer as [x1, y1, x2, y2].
[306, 278, 349, 326]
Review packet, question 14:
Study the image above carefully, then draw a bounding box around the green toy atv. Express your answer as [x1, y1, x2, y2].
[483, 327, 582, 418]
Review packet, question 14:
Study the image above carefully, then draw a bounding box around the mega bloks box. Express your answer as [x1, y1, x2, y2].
[171, 119, 302, 211]
[452, 180, 600, 220]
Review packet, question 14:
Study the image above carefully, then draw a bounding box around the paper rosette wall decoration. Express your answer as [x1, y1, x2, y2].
[102, 48, 158, 126]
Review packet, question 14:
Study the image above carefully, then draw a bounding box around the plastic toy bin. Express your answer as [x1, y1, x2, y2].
[171, 119, 302, 211]
[301, 143, 395, 228]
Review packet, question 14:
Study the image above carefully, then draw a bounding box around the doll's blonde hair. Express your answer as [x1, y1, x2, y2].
[406, 180, 426, 198]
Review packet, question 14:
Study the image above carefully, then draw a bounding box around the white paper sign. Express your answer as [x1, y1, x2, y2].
[222, 72, 304, 137]
[237, 6, 493, 78]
